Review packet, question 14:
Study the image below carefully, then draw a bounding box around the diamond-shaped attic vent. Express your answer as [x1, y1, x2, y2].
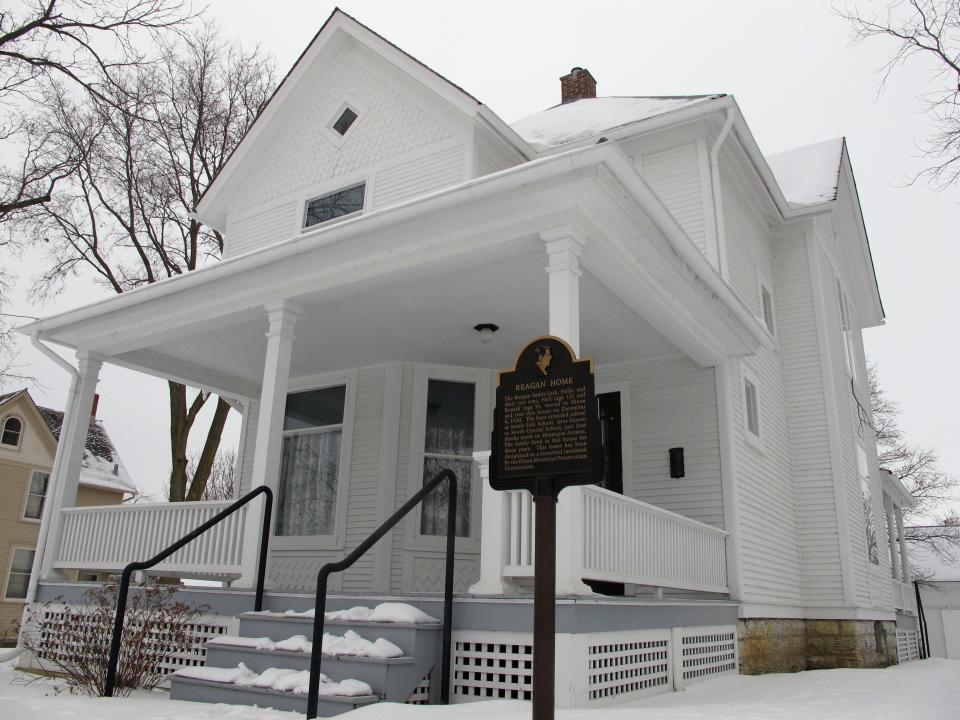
[333, 107, 358, 136]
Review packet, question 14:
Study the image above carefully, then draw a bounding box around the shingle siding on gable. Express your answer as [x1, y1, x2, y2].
[223, 48, 469, 259]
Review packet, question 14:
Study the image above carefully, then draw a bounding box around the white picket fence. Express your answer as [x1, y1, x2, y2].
[502, 485, 728, 593]
[54, 500, 250, 579]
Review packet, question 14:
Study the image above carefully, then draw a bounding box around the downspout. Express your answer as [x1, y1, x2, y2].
[0, 333, 79, 663]
[709, 104, 735, 281]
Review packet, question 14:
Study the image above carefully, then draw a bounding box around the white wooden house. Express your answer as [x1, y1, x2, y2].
[18, 9, 920, 712]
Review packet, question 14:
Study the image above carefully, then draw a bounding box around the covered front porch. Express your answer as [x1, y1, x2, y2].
[23, 143, 768, 603]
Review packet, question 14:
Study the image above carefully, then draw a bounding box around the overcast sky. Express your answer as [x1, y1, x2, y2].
[3, 1, 957, 516]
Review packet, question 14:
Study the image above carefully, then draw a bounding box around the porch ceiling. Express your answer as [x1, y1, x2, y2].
[22, 142, 769, 399]
[112, 244, 680, 393]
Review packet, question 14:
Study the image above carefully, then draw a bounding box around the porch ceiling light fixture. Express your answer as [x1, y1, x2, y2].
[473, 323, 499, 343]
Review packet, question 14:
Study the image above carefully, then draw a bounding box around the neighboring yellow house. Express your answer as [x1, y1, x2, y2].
[0, 389, 133, 642]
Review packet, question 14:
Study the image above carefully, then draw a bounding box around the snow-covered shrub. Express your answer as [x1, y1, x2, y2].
[24, 583, 207, 696]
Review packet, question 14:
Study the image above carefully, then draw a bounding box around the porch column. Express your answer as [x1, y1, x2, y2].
[542, 225, 586, 354]
[237, 300, 301, 589]
[542, 225, 593, 595]
[469, 451, 520, 595]
[883, 493, 901, 581]
[894, 504, 911, 583]
[40, 352, 103, 580]
[250, 300, 303, 496]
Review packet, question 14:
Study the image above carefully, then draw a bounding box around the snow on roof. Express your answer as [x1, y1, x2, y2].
[510, 95, 723, 151]
[765, 138, 844, 208]
[908, 535, 960, 582]
[34, 402, 136, 494]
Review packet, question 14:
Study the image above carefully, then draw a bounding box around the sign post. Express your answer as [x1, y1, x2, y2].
[490, 337, 601, 720]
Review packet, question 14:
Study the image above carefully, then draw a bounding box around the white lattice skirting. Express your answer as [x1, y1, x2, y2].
[896, 630, 920, 663]
[451, 625, 738, 708]
[21, 603, 236, 685]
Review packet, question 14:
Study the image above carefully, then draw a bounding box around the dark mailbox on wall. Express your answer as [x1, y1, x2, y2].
[490, 336, 601, 497]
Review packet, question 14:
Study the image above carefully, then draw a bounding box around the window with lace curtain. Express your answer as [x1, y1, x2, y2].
[275, 385, 346, 537]
[420, 379, 475, 538]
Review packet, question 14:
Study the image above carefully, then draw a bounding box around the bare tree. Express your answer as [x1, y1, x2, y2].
[868, 364, 960, 559]
[840, 0, 960, 186]
[0, 0, 192, 220]
[17, 21, 275, 501]
[183, 448, 236, 501]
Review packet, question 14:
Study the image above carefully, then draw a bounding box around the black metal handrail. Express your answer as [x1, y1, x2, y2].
[103, 485, 274, 697]
[306, 469, 457, 719]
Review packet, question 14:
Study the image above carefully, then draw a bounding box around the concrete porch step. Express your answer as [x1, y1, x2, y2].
[204, 642, 421, 702]
[169, 674, 378, 716]
[237, 611, 442, 653]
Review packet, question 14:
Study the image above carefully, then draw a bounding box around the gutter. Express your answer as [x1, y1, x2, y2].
[709, 106, 735, 280]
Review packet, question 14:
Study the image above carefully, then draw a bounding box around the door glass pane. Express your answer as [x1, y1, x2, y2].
[420, 456, 472, 537]
[421, 379, 475, 538]
[276, 430, 342, 536]
[424, 380, 474, 455]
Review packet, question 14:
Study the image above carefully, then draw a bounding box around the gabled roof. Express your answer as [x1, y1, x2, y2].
[765, 138, 844, 208]
[195, 8, 531, 230]
[0, 389, 135, 494]
[511, 95, 724, 151]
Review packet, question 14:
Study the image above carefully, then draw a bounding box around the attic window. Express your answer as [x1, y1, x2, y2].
[332, 107, 358, 136]
[304, 182, 365, 229]
[2, 416, 22, 447]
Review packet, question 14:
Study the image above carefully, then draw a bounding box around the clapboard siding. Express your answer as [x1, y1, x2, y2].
[238, 399, 259, 496]
[372, 144, 464, 208]
[773, 233, 845, 606]
[390, 363, 415, 593]
[597, 356, 724, 528]
[640, 142, 709, 260]
[339, 364, 386, 591]
[225, 201, 298, 258]
[721, 174, 804, 606]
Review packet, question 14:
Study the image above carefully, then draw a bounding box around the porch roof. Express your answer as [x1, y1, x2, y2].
[20, 142, 771, 399]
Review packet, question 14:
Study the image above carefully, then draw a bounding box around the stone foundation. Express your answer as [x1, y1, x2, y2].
[738, 618, 897, 674]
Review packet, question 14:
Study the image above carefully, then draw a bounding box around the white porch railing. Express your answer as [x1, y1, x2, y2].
[501, 484, 729, 594]
[54, 500, 249, 579]
[892, 578, 917, 615]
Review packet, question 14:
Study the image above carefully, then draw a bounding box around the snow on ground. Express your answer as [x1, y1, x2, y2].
[3, 658, 958, 719]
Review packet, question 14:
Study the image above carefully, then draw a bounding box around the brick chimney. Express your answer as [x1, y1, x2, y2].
[91, 393, 99, 418]
[560, 67, 597, 103]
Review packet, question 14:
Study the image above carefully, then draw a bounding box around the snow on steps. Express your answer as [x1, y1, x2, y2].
[170, 602, 442, 715]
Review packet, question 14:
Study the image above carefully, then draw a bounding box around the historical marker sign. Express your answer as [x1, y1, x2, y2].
[491, 336, 600, 497]
[489, 336, 601, 720]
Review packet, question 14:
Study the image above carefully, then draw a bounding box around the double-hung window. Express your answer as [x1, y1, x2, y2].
[4, 548, 34, 600]
[275, 385, 346, 538]
[23, 470, 49, 521]
[837, 280, 858, 382]
[1, 416, 22, 447]
[858, 444, 879, 565]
